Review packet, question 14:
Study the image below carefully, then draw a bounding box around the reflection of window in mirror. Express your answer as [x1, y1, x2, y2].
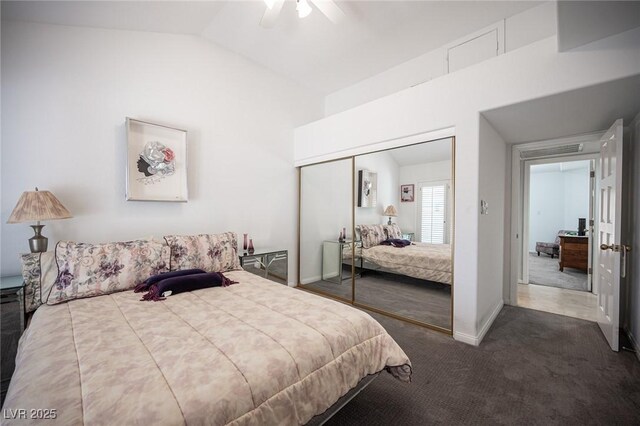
[418, 182, 451, 244]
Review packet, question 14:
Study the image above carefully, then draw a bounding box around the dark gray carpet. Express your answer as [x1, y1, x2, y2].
[326, 306, 640, 425]
[529, 252, 588, 291]
[302, 268, 451, 329]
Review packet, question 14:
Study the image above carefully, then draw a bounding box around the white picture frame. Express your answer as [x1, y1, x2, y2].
[357, 169, 377, 208]
[400, 184, 415, 202]
[126, 118, 188, 202]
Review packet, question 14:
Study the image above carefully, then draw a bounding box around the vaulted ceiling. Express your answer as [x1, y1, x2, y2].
[2, 1, 542, 94]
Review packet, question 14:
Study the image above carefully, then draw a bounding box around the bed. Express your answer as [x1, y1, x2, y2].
[349, 224, 452, 285]
[3, 268, 411, 425]
[357, 242, 452, 285]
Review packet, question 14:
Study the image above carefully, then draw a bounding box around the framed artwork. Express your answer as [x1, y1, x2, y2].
[401, 184, 414, 202]
[126, 118, 188, 202]
[357, 169, 377, 208]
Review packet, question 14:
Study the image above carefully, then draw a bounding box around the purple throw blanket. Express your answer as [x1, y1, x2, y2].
[140, 272, 238, 301]
[134, 268, 206, 293]
[380, 239, 412, 248]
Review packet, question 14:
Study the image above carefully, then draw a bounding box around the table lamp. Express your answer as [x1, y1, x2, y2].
[384, 205, 398, 225]
[7, 187, 72, 253]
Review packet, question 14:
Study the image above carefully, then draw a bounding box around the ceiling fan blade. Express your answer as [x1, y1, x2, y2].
[311, 0, 346, 24]
[260, 0, 285, 28]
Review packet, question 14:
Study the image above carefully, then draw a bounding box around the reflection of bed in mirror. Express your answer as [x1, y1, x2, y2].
[343, 242, 451, 284]
[354, 242, 452, 284]
[343, 224, 452, 285]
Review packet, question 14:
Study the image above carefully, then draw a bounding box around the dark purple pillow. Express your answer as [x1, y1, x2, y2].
[380, 239, 412, 248]
[134, 268, 206, 293]
[140, 272, 237, 301]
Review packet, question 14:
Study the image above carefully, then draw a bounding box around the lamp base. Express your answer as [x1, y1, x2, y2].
[388, 217, 393, 225]
[29, 225, 48, 253]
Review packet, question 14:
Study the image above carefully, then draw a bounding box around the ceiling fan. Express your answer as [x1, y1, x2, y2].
[261, 0, 346, 28]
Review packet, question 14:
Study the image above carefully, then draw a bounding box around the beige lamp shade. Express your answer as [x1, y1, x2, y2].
[384, 205, 398, 217]
[7, 188, 72, 223]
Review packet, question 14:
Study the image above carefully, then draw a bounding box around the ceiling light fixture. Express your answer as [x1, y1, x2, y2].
[297, 0, 312, 18]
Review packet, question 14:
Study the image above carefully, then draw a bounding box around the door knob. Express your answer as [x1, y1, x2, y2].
[600, 244, 632, 252]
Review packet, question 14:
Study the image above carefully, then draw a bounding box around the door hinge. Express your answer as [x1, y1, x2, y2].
[588, 267, 592, 274]
[590, 219, 594, 227]
[590, 171, 595, 178]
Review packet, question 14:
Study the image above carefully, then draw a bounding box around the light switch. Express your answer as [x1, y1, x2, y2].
[480, 200, 489, 215]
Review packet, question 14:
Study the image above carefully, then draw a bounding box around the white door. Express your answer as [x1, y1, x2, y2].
[596, 119, 624, 351]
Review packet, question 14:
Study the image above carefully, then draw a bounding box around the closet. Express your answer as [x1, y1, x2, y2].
[298, 137, 455, 333]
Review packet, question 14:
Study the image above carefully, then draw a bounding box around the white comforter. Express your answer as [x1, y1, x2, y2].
[3, 270, 411, 425]
[357, 243, 452, 284]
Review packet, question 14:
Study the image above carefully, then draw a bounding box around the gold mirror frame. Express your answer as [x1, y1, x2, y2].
[297, 137, 455, 335]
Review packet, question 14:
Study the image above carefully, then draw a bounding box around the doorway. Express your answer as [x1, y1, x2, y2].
[526, 159, 593, 291]
[513, 140, 602, 322]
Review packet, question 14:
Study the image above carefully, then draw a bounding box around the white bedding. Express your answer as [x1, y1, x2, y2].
[354, 243, 452, 284]
[3, 270, 411, 425]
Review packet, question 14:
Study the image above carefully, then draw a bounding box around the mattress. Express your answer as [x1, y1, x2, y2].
[354, 243, 452, 285]
[3, 270, 410, 425]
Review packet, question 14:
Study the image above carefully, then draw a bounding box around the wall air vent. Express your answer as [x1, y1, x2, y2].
[520, 143, 583, 160]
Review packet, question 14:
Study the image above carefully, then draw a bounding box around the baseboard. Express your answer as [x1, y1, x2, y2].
[300, 275, 321, 285]
[625, 328, 640, 363]
[454, 300, 504, 346]
[453, 330, 480, 346]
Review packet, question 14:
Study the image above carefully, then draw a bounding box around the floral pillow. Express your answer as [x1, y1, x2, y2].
[357, 224, 387, 249]
[48, 240, 170, 305]
[163, 232, 241, 273]
[384, 224, 402, 240]
[20, 251, 59, 313]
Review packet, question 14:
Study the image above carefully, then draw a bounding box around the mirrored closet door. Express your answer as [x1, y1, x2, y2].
[353, 139, 454, 331]
[297, 138, 454, 333]
[299, 158, 354, 302]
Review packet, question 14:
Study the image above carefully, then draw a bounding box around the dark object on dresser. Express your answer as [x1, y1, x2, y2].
[578, 217, 587, 236]
[559, 235, 589, 272]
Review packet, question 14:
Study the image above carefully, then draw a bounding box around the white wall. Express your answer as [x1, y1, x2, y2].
[294, 27, 640, 344]
[397, 160, 452, 239]
[0, 21, 323, 281]
[299, 159, 352, 283]
[355, 150, 399, 227]
[628, 112, 640, 357]
[529, 171, 566, 252]
[557, 0, 640, 51]
[477, 115, 506, 342]
[324, 1, 557, 116]
[563, 168, 590, 231]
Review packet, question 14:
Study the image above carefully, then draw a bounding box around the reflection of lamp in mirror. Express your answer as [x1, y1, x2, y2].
[7, 187, 72, 253]
[384, 205, 398, 225]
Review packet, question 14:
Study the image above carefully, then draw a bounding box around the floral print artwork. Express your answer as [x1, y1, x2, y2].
[136, 141, 176, 185]
[48, 240, 169, 305]
[164, 232, 241, 273]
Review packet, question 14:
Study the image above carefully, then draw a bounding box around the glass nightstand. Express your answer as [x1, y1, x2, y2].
[402, 233, 415, 241]
[239, 249, 288, 285]
[322, 240, 362, 284]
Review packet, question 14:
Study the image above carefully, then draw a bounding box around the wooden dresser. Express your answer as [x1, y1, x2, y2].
[558, 235, 589, 272]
